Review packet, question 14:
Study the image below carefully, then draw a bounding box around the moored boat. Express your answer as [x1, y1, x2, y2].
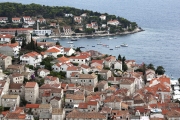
[121, 44, 128, 47]
[71, 38, 77, 41]
[115, 45, 120, 48]
[67, 41, 73, 44]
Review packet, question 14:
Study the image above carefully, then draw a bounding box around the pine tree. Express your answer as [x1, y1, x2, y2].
[15, 30, 18, 37]
[118, 54, 121, 61]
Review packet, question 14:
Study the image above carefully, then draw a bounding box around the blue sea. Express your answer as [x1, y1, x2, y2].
[2, 0, 180, 79]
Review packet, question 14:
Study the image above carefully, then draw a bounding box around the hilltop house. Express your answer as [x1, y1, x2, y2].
[37, 68, 50, 78]
[107, 20, 120, 26]
[104, 56, 116, 68]
[1, 94, 20, 107]
[74, 16, 82, 24]
[12, 17, 21, 23]
[0, 34, 13, 43]
[52, 62, 73, 72]
[66, 66, 82, 78]
[9, 73, 24, 84]
[63, 26, 72, 35]
[20, 51, 42, 67]
[44, 76, 59, 84]
[100, 15, 106, 20]
[64, 47, 75, 56]
[7, 64, 25, 74]
[25, 82, 39, 104]
[9, 83, 25, 99]
[44, 46, 64, 58]
[70, 73, 98, 87]
[0, 42, 21, 58]
[0, 53, 12, 70]
[0, 17, 8, 23]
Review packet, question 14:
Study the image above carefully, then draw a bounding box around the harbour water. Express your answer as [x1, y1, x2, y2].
[3, 0, 180, 79]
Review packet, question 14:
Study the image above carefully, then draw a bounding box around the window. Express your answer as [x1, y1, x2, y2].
[89, 80, 91, 82]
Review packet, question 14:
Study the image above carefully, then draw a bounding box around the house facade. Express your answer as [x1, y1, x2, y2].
[20, 51, 42, 67]
[25, 82, 39, 103]
[0, 34, 13, 43]
[9, 73, 24, 83]
[37, 68, 50, 78]
[71, 73, 98, 87]
[1, 94, 20, 107]
[0, 53, 12, 70]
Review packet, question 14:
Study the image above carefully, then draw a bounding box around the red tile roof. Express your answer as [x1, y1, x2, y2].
[25, 82, 37, 88]
[78, 103, 88, 109]
[46, 48, 60, 53]
[0, 34, 13, 38]
[26, 104, 39, 108]
[91, 60, 104, 64]
[67, 66, 81, 71]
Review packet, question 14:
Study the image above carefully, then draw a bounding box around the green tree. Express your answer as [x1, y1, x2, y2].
[75, 47, 81, 52]
[147, 63, 155, 71]
[56, 41, 60, 45]
[21, 38, 27, 48]
[11, 38, 16, 43]
[45, 33, 49, 37]
[155, 66, 165, 75]
[15, 30, 18, 37]
[118, 54, 121, 61]
[122, 56, 128, 72]
[85, 28, 95, 34]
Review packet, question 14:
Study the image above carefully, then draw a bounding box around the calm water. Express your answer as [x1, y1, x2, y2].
[2, 0, 180, 79]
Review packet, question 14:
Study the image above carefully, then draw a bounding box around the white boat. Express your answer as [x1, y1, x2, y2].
[71, 38, 77, 41]
[121, 44, 128, 47]
[108, 37, 113, 40]
[53, 38, 59, 41]
[97, 42, 102, 45]
[115, 45, 120, 48]
[67, 41, 73, 44]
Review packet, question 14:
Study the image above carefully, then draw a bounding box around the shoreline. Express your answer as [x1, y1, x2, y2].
[34, 27, 144, 40]
[47, 27, 144, 39]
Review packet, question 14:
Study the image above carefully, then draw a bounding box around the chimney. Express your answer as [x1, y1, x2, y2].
[37, 20, 39, 30]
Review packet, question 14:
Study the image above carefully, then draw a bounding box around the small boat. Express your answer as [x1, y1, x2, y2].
[121, 44, 128, 47]
[53, 38, 59, 41]
[108, 37, 113, 40]
[79, 46, 85, 48]
[109, 49, 113, 50]
[97, 42, 102, 45]
[92, 46, 95, 47]
[67, 41, 73, 44]
[115, 45, 120, 48]
[113, 37, 117, 39]
[71, 38, 77, 41]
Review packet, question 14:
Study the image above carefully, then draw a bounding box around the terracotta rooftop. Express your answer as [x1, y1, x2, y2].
[26, 104, 39, 108]
[0, 34, 13, 38]
[66, 94, 84, 100]
[39, 104, 51, 109]
[67, 66, 81, 71]
[52, 108, 63, 115]
[91, 60, 104, 64]
[9, 83, 23, 89]
[45, 47, 60, 53]
[2, 95, 19, 99]
[0, 53, 8, 59]
[66, 109, 106, 119]
[78, 103, 88, 109]
[25, 82, 37, 88]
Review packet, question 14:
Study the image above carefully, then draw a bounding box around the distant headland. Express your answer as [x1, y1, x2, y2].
[0, 2, 143, 39]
